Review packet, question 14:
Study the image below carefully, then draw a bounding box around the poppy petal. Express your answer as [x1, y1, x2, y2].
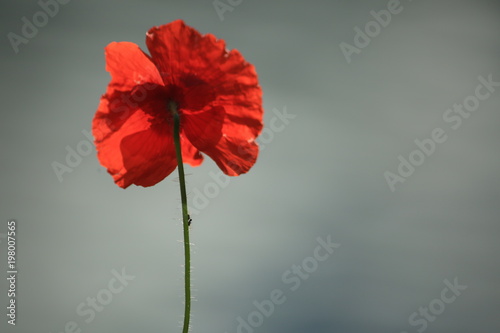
[119, 128, 177, 188]
[209, 48, 263, 138]
[202, 136, 259, 176]
[182, 105, 225, 151]
[104, 41, 164, 93]
[145, 20, 206, 83]
[95, 41, 168, 143]
[93, 108, 176, 188]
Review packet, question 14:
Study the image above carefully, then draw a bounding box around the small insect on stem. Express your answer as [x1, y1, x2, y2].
[187, 214, 192, 226]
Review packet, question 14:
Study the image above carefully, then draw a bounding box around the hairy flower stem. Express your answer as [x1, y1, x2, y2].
[170, 101, 191, 333]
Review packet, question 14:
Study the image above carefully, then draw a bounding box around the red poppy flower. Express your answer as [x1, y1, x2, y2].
[92, 20, 263, 188]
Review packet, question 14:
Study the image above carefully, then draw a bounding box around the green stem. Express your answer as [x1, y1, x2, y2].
[170, 101, 191, 333]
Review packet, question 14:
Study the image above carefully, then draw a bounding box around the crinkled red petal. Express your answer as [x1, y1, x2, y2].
[146, 20, 264, 176]
[202, 136, 259, 176]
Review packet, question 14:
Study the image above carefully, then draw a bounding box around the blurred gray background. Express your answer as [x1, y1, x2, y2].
[1, 0, 499, 332]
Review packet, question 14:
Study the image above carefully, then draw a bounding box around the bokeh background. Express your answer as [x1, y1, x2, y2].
[1, 0, 499, 332]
